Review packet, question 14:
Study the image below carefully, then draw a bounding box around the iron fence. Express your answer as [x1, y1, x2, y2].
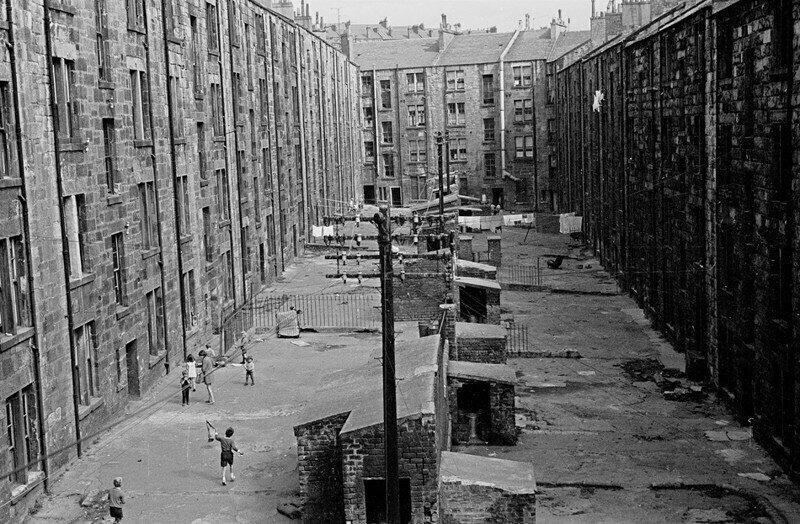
[506, 324, 532, 356]
[248, 292, 382, 330]
[498, 265, 541, 286]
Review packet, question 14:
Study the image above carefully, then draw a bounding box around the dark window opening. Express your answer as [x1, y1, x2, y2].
[364, 478, 412, 524]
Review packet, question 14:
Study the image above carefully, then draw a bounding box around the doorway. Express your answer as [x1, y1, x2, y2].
[459, 285, 487, 323]
[363, 185, 376, 205]
[364, 478, 412, 524]
[125, 340, 140, 398]
[390, 186, 402, 207]
[455, 382, 491, 443]
[491, 187, 503, 207]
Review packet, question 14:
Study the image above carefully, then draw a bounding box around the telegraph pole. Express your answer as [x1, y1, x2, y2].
[375, 206, 400, 524]
[436, 132, 445, 219]
[444, 130, 451, 193]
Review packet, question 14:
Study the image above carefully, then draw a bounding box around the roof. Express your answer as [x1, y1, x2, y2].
[505, 28, 557, 62]
[448, 360, 517, 385]
[437, 32, 515, 66]
[455, 259, 497, 274]
[547, 30, 592, 61]
[455, 276, 502, 291]
[455, 322, 507, 339]
[440, 451, 536, 494]
[295, 334, 442, 433]
[353, 38, 440, 70]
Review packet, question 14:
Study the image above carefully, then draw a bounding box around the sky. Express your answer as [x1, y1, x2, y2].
[303, 0, 594, 33]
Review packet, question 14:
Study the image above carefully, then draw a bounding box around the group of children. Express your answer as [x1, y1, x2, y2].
[179, 335, 255, 405]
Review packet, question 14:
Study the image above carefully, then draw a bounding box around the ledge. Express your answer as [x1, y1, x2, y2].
[77, 396, 104, 420]
[127, 24, 147, 35]
[47, 1, 77, 15]
[134, 139, 154, 148]
[9, 471, 45, 505]
[0, 177, 22, 189]
[115, 305, 131, 320]
[141, 247, 160, 260]
[213, 136, 226, 143]
[173, 137, 188, 146]
[69, 272, 95, 290]
[208, 50, 220, 60]
[107, 194, 123, 206]
[167, 34, 183, 45]
[59, 140, 85, 153]
[179, 235, 193, 245]
[199, 178, 210, 187]
[218, 219, 231, 228]
[98, 80, 115, 90]
[0, 327, 35, 354]
[149, 349, 167, 369]
[195, 91, 205, 101]
[0, 21, 9, 31]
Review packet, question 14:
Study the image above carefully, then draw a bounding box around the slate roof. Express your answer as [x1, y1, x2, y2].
[448, 360, 517, 385]
[547, 30, 592, 61]
[455, 276, 502, 291]
[505, 28, 557, 62]
[436, 32, 515, 66]
[455, 322, 507, 339]
[353, 38, 440, 70]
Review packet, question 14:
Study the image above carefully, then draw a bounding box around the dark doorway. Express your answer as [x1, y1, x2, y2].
[125, 340, 140, 398]
[455, 382, 491, 443]
[390, 187, 402, 207]
[459, 286, 487, 323]
[364, 478, 412, 524]
[364, 185, 376, 205]
[491, 187, 503, 207]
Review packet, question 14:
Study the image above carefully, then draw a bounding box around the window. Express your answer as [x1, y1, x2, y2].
[774, 0, 792, 68]
[379, 80, 392, 109]
[145, 287, 164, 356]
[245, 25, 253, 89]
[217, 168, 230, 221]
[407, 104, 426, 127]
[176, 175, 190, 234]
[74, 323, 98, 404]
[255, 14, 265, 54]
[514, 99, 532, 123]
[169, 76, 183, 138]
[515, 136, 534, 158]
[206, 2, 219, 53]
[383, 154, 395, 177]
[409, 137, 427, 163]
[446, 70, 465, 91]
[259, 78, 268, 124]
[197, 122, 207, 181]
[381, 121, 393, 144]
[64, 195, 89, 279]
[222, 251, 234, 302]
[406, 72, 424, 93]
[52, 58, 76, 139]
[483, 118, 495, 142]
[139, 182, 159, 250]
[5, 386, 38, 485]
[95, 0, 110, 82]
[228, 0, 239, 46]
[512, 64, 532, 87]
[449, 138, 467, 161]
[447, 102, 465, 126]
[111, 233, 126, 305]
[378, 186, 388, 202]
[210, 83, 223, 136]
[364, 141, 375, 160]
[232, 73, 242, 123]
[191, 17, 202, 92]
[0, 82, 16, 179]
[717, 21, 733, 79]
[482, 74, 494, 104]
[361, 74, 373, 93]
[259, 243, 266, 282]
[127, 0, 144, 30]
[0, 236, 30, 335]
[717, 125, 732, 186]
[241, 225, 250, 274]
[484, 152, 496, 177]
[363, 106, 374, 126]
[183, 270, 197, 328]
[102, 119, 116, 191]
[130, 70, 151, 140]
[773, 123, 792, 197]
[547, 119, 555, 141]
[202, 207, 212, 261]
[253, 174, 261, 223]
[165, 0, 179, 38]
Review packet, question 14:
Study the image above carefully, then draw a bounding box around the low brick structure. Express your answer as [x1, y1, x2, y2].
[458, 235, 474, 261]
[487, 236, 502, 267]
[448, 361, 517, 445]
[454, 323, 508, 364]
[456, 259, 497, 280]
[395, 256, 452, 322]
[440, 452, 536, 523]
[455, 277, 501, 324]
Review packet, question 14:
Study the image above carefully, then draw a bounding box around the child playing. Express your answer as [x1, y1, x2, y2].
[244, 356, 255, 386]
[215, 427, 243, 485]
[180, 370, 191, 406]
[185, 354, 197, 391]
[109, 477, 125, 523]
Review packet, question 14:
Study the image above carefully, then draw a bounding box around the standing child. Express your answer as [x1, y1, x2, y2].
[185, 354, 197, 391]
[215, 427, 243, 485]
[244, 356, 254, 386]
[180, 371, 191, 406]
[109, 477, 125, 523]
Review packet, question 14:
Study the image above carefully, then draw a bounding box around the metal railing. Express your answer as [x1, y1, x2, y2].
[498, 264, 541, 286]
[506, 324, 532, 356]
[248, 292, 382, 330]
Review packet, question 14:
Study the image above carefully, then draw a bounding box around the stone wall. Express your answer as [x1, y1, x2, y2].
[440, 483, 536, 523]
[455, 325, 507, 364]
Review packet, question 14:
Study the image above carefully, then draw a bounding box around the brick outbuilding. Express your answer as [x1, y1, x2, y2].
[453, 322, 508, 364]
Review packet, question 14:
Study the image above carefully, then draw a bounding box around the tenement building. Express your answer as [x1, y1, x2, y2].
[554, 0, 800, 473]
[346, 13, 593, 212]
[0, 0, 360, 519]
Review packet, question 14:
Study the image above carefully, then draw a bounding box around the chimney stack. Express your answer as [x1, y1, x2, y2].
[525, 13, 530, 30]
[441, 13, 448, 29]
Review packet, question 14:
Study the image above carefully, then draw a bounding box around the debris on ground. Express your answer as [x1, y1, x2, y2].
[277, 501, 302, 519]
[290, 340, 311, 347]
[738, 472, 772, 482]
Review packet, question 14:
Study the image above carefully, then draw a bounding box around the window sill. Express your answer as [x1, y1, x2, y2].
[107, 194, 123, 206]
[770, 67, 790, 81]
[449, 160, 467, 164]
[208, 51, 220, 60]
[9, 471, 45, 504]
[134, 139, 153, 148]
[47, 1, 77, 15]
[213, 136, 226, 143]
[481, 102, 495, 107]
[0, 21, 8, 32]
[0, 327, 35, 353]
[77, 396, 104, 420]
[199, 178, 209, 187]
[127, 24, 147, 35]
[69, 272, 95, 290]
[0, 177, 23, 189]
[218, 220, 231, 229]
[447, 124, 466, 129]
[98, 80, 115, 90]
[167, 34, 183, 45]
[718, 77, 733, 87]
[59, 140, 85, 153]
[142, 247, 161, 260]
[149, 350, 167, 369]
[179, 235, 192, 245]
[116, 305, 131, 320]
[173, 137, 187, 146]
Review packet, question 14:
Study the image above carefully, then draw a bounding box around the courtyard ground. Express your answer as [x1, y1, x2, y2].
[25, 226, 800, 523]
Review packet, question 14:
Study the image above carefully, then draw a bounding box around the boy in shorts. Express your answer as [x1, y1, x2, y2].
[215, 427, 243, 485]
[109, 477, 125, 522]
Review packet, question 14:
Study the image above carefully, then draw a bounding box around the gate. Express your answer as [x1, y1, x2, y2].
[506, 324, 532, 356]
[249, 292, 381, 330]
[498, 265, 540, 286]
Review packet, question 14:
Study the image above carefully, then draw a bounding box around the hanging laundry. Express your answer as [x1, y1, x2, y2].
[312, 225, 324, 238]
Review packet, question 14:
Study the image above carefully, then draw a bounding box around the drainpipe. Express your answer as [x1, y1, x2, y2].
[9, 0, 48, 487]
[531, 60, 539, 211]
[42, 0, 82, 458]
[268, 22, 285, 272]
[142, 0, 172, 373]
[160, 0, 188, 360]
[498, 29, 521, 182]
[372, 66, 379, 189]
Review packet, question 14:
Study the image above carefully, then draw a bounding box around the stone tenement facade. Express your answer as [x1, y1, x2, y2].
[0, 0, 361, 519]
[554, 0, 800, 473]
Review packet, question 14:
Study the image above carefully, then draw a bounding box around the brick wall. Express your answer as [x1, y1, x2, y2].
[440, 483, 536, 523]
[448, 379, 516, 445]
[395, 257, 451, 321]
[456, 337, 507, 365]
